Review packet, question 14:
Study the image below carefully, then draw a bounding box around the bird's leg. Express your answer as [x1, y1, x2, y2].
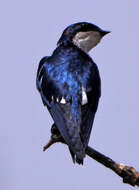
[43, 123, 139, 187]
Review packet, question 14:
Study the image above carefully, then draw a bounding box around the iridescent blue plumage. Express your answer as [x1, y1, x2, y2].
[36, 22, 109, 164]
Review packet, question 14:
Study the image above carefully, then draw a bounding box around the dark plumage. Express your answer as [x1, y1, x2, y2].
[36, 22, 110, 164]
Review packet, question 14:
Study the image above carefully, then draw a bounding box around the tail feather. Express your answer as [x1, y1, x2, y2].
[69, 148, 76, 163]
[51, 124, 85, 164]
[49, 102, 85, 164]
[69, 147, 85, 165]
[76, 157, 84, 165]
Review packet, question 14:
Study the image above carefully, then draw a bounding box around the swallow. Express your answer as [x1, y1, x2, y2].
[36, 22, 110, 164]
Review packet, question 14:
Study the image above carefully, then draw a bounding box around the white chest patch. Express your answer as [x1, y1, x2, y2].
[82, 87, 88, 105]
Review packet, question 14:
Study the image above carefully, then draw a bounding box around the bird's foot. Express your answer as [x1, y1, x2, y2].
[43, 124, 65, 151]
[43, 134, 64, 151]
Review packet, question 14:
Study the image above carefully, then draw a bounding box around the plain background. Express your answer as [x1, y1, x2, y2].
[0, 0, 139, 189]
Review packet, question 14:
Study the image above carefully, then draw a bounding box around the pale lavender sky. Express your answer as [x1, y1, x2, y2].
[0, 0, 139, 189]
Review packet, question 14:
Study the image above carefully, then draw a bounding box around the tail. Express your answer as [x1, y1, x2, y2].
[69, 147, 85, 165]
[51, 123, 85, 164]
[49, 100, 85, 165]
[69, 96, 85, 164]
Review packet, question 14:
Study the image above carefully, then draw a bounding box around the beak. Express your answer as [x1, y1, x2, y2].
[101, 30, 111, 36]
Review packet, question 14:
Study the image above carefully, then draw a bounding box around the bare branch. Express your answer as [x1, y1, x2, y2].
[43, 129, 139, 187]
[86, 146, 139, 187]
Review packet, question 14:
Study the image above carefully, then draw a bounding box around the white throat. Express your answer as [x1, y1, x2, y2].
[72, 31, 102, 53]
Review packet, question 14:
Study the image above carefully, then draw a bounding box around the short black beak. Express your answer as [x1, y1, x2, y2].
[101, 31, 111, 36]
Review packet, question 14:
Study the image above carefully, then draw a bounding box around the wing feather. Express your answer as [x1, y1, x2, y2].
[49, 102, 85, 161]
[36, 46, 101, 164]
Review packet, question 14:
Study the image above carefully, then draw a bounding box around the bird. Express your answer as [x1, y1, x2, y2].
[36, 22, 110, 164]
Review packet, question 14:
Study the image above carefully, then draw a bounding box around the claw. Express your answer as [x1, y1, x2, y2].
[43, 138, 56, 151]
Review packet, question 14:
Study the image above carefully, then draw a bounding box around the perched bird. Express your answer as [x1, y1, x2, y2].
[36, 22, 110, 164]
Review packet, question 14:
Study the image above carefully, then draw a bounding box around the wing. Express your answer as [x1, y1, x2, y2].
[49, 102, 85, 162]
[80, 93, 100, 149]
[36, 56, 49, 91]
[36, 56, 51, 106]
[80, 64, 101, 149]
[36, 56, 85, 162]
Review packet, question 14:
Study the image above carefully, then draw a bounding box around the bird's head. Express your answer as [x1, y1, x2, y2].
[57, 22, 110, 53]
